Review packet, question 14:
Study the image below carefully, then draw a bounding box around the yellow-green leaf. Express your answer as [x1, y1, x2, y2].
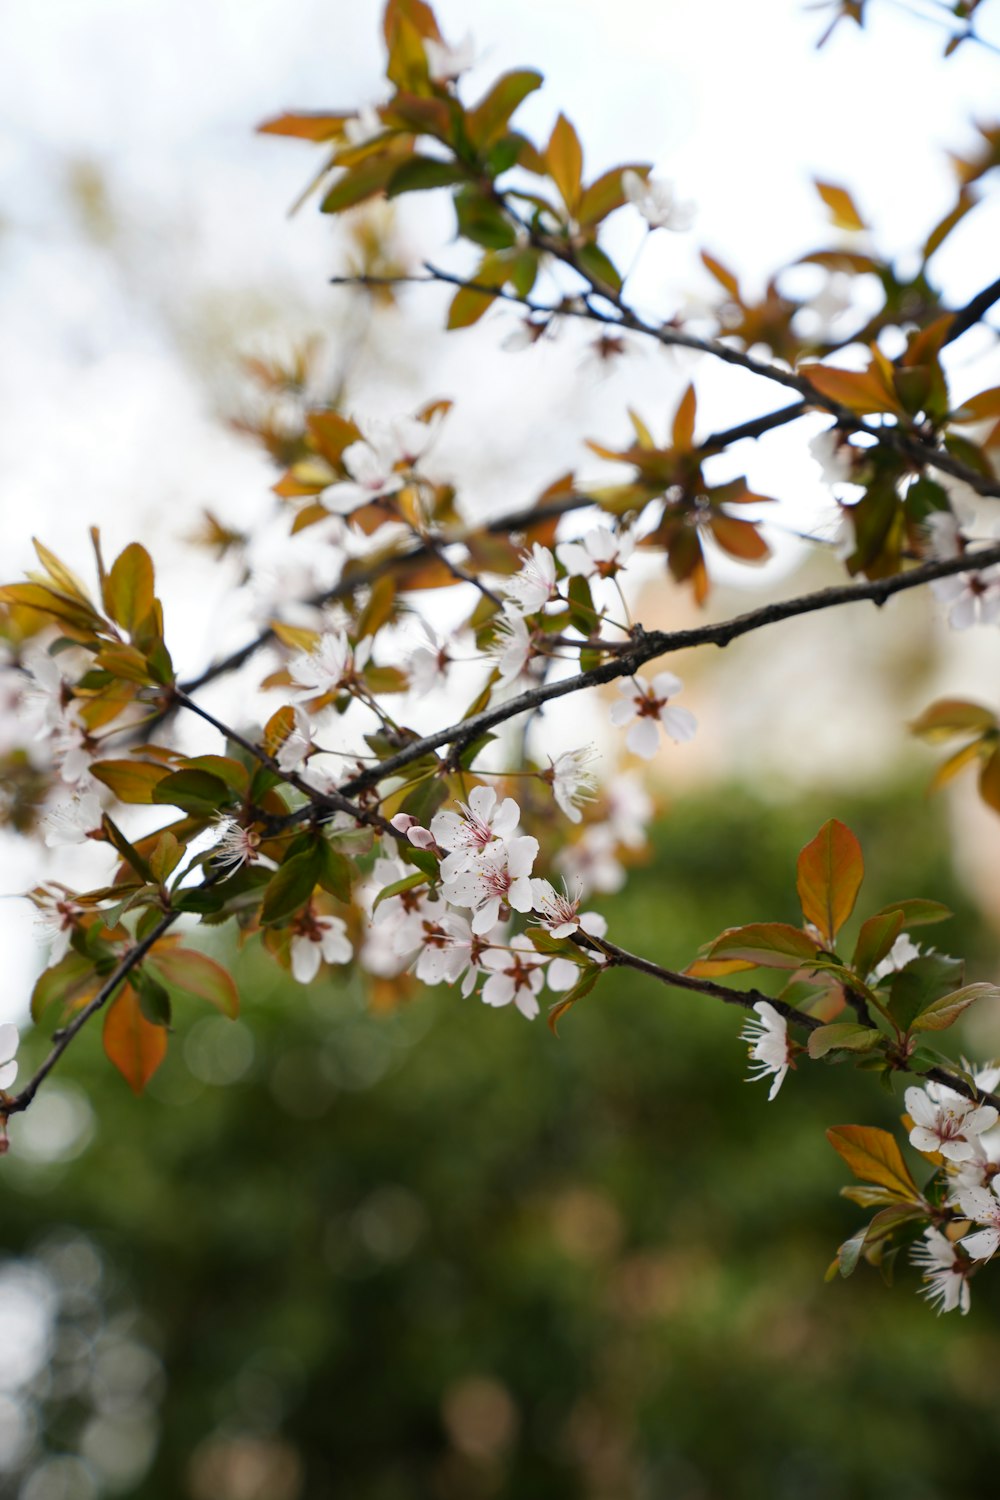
[826, 1124, 921, 1201]
[107, 543, 155, 635]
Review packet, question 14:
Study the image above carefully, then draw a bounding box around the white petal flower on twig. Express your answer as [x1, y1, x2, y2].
[443, 837, 539, 934]
[622, 169, 695, 232]
[930, 568, 1000, 630]
[490, 610, 535, 687]
[500, 544, 559, 616]
[531, 877, 607, 942]
[911, 1228, 971, 1315]
[869, 933, 921, 983]
[957, 1179, 1000, 1261]
[556, 526, 634, 582]
[741, 1001, 792, 1101]
[609, 672, 697, 759]
[904, 1085, 999, 1162]
[289, 631, 371, 699]
[210, 816, 263, 877]
[0, 1024, 19, 1092]
[424, 32, 476, 82]
[290, 912, 353, 984]
[42, 793, 103, 848]
[547, 746, 599, 823]
[430, 785, 521, 879]
[480, 934, 547, 1019]
[275, 706, 313, 773]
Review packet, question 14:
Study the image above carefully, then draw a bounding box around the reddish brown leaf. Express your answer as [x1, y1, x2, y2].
[796, 819, 864, 943]
[103, 983, 168, 1095]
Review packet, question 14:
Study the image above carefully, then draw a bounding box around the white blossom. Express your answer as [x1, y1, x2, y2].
[321, 415, 433, 515]
[288, 631, 371, 699]
[210, 816, 263, 876]
[414, 911, 493, 995]
[605, 771, 653, 849]
[480, 934, 547, 1019]
[290, 913, 353, 984]
[555, 825, 625, 896]
[609, 671, 697, 759]
[740, 1001, 792, 1101]
[443, 837, 539, 935]
[930, 568, 1000, 630]
[407, 621, 454, 695]
[22, 649, 76, 737]
[430, 785, 521, 880]
[869, 933, 921, 983]
[924, 491, 976, 562]
[622, 169, 695, 232]
[490, 610, 534, 687]
[500, 544, 559, 616]
[344, 105, 384, 147]
[556, 526, 635, 582]
[809, 427, 858, 487]
[34, 888, 81, 966]
[275, 706, 313, 773]
[548, 746, 599, 823]
[424, 32, 476, 82]
[42, 792, 103, 848]
[0, 1024, 19, 1092]
[531, 877, 607, 942]
[911, 1228, 971, 1315]
[957, 1178, 1000, 1260]
[904, 1085, 999, 1162]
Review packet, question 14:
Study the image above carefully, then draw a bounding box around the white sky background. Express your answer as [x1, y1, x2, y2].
[1, 0, 999, 1021]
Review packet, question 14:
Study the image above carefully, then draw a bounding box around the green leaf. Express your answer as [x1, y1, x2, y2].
[707, 922, 819, 969]
[133, 967, 172, 1028]
[807, 1022, 883, 1059]
[575, 242, 622, 293]
[145, 946, 239, 1018]
[454, 189, 517, 250]
[152, 769, 234, 816]
[260, 848, 321, 925]
[374, 871, 429, 911]
[872, 898, 951, 928]
[447, 283, 497, 330]
[796, 818, 864, 943]
[467, 69, 543, 148]
[851, 909, 904, 982]
[317, 841, 354, 903]
[386, 156, 469, 197]
[320, 150, 402, 213]
[31, 951, 99, 1024]
[101, 814, 154, 884]
[911, 982, 1000, 1033]
[837, 1226, 868, 1278]
[547, 965, 602, 1035]
[886, 953, 964, 1030]
[91, 758, 169, 804]
[106, 543, 155, 634]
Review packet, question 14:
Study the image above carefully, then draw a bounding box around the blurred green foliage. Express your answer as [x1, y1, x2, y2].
[3, 783, 1000, 1500]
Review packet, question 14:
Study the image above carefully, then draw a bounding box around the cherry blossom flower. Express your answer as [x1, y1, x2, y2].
[480, 934, 547, 1019]
[500, 544, 559, 616]
[556, 526, 635, 582]
[740, 1001, 793, 1100]
[610, 672, 697, 759]
[531, 877, 607, 942]
[371, 856, 448, 959]
[424, 31, 476, 81]
[430, 786, 521, 879]
[42, 792, 103, 848]
[904, 1085, 999, 1162]
[490, 610, 534, 687]
[622, 169, 695, 232]
[606, 771, 653, 849]
[34, 887, 82, 965]
[407, 621, 455, 695]
[956, 1179, 1000, 1260]
[911, 1228, 971, 1315]
[275, 706, 313, 773]
[869, 933, 921, 983]
[210, 817, 263, 876]
[546, 746, 599, 823]
[52, 719, 95, 787]
[388, 814, 438, 851]
[290, 911, 353, 983]
[442, 836, 539, 934]
[555, 825, 626, 896]
[930, 567, 1000, 630]
[809, 427, 860, 487]
[924, 491, 976, 561]
[288, 630, 371, 699]
[22, 649, 77, 737]
[344, 105, 384, 147]
[414, 912, 493, 995]
[0, 1025, 19, 1091]
[322, 415, 433, 515]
